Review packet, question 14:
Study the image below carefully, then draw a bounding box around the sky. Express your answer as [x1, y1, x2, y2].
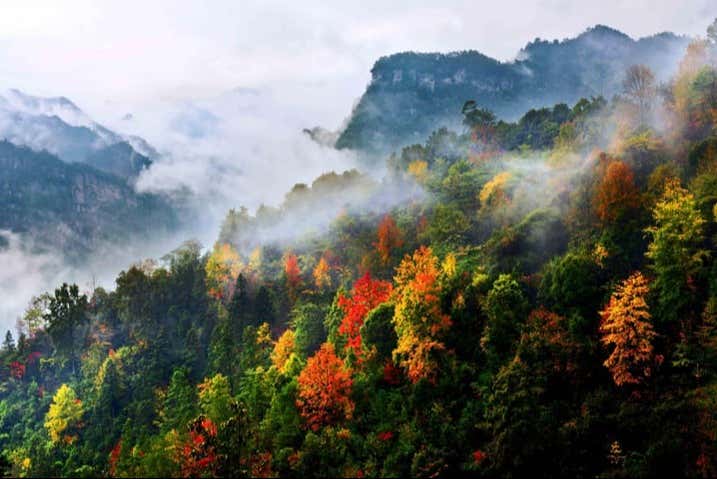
[0, 0, 715, 129]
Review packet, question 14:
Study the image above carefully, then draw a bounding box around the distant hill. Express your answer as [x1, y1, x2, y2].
[0, 89, 155, 179]
[0, 141, 177, 262]
[335, 25, 690, 152]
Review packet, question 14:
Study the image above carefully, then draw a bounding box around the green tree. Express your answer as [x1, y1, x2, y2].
[160, 368, 197, 433]
[481, 274, 529, 369]
[44, 283, 88, 375]
[208, 304, 238, 378]
[292, 303, 328, 358]
[198, 373, 234, 425]
[646, 178, 708, 322]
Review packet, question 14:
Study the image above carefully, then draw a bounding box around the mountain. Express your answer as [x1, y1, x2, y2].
[336, 25, 690, 152]
[0, 140, 176, 262]
[0, 89, 154, 179]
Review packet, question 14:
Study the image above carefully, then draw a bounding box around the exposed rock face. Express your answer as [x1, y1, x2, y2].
[0, 140, 176, 262]
[336, 26, 690, 153]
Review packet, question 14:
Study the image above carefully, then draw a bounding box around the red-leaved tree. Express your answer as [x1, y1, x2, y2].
[338, 273, 393, 360]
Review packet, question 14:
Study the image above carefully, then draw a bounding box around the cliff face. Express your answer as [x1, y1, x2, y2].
[336, 26, 690, 153]
[0, 141, 176, 261]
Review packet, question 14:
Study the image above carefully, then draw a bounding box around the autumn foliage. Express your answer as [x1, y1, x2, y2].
[271, 329, 296, 374]
[205, 243, 243, 299]
[392, 246, 451, 383]
[296, 343, 354, 431]
[375, 214, 404, 264]
[313, 256, 331, 289]
[284, 253, 302, 292]
[599, 272, 657, 386]
[178, 417, 218, 478]
[338, 273, 393, 359]
[595, 159, 640, 223]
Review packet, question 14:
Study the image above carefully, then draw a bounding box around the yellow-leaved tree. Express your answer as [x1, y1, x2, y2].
[392, 246, 451, 383]
[599, 272, 657, 386]
[205, 243, 243, 300]
[44, 384, 84, 444]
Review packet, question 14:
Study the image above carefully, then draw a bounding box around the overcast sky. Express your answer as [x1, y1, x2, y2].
[0, 0, 715, 129]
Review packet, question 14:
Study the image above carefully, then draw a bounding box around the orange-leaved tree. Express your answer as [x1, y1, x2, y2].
[594, 159, 640, 224]
[338, 273, 393, 360]
[375, 214, 404, 265]
[392, 246, 451, 383]
[599, 271, 657, 386]
[296, 343, 354, 431]
[284, 252, 302, 298]
[313, 256, 331, 290]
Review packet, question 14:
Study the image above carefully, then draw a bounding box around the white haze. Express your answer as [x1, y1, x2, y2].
[119, 87, 360, 228]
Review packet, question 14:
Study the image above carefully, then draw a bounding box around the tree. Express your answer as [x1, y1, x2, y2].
[254, 286, 277, 328]
[595, 160, 640, 224]
[198, 374, 234, 425]
[481, 274, 530, 369]
[208, 305, 238, 378]
[178, 417, 219, 478]
[228, 274, 253, 339]
[623, 64, 656, 124]
[337, 273, 393, 360]
[44, 283, 88, 374]
[313, 256, 331, 290]
[45, 384, 84, 444]
[205, 243, 243, 300]
[360, 303, 398, 361]
[2, 331, 14, 352]
[271, 329, 296, 374]
[375, 214, 404, 265]
[646, 178, 708, 322]
[599, 272, 657, 386]
[284, 252, 302, 299]
[296, 343, 354, 431]
[292, 303, 328, 358]
[539, 250, 602, 324]
[160, 368, 197, 433]
[708, 17, 717, 45]
[392, 246, 451, 383]
[21, 294, 51, 338]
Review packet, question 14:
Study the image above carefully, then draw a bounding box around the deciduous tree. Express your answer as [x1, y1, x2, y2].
[338, 273, 393, 360]
[599, 272, 656, 386]
[296, 343, 354, 431]
[375, 214, 404, 265]
[392, 246, 451, 383]
[45, 384, 84, 444]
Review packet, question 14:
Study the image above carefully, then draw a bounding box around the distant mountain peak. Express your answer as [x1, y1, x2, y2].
[0, 89, 156, 179]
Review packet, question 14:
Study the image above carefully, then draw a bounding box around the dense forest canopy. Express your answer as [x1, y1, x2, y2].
[2, 20, 717, 478]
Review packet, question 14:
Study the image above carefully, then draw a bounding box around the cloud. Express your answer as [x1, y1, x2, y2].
[0, 231, 71, 333]
[123, 87, 360, 236]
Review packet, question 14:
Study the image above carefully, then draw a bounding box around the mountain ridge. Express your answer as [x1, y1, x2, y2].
[334, 24, 691, 152]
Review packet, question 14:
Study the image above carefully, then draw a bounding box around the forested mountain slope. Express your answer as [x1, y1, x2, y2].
[1, 22, 717, 479]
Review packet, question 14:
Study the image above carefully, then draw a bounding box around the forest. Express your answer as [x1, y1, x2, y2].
[2, 21, 717, 479]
